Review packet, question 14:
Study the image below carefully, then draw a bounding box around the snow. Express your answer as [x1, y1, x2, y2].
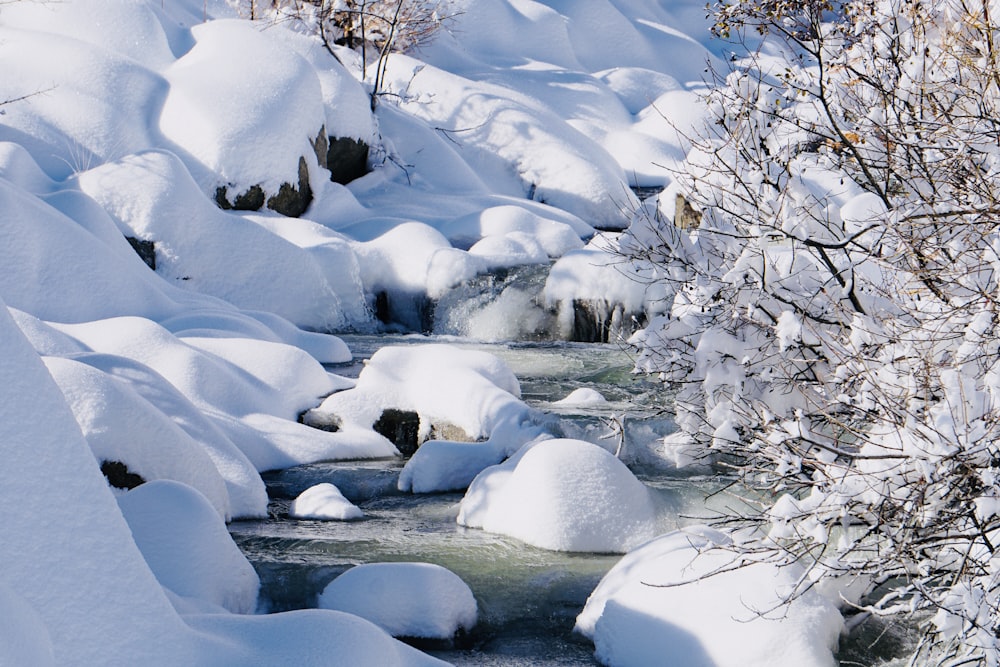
[160, 19, 326, 198]
[553, 387, 608, 406]
[290, 483, 364, 521]
[318, 563, 477, 639]
[458, 438, 661, 552]
[309, 344, 531, 444]
[117, 480, 260, 614]
[575, 527, 844, 667]
[0, 295, 446, 666]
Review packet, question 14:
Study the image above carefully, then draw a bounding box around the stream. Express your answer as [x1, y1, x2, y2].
[229, 335, 918, 665]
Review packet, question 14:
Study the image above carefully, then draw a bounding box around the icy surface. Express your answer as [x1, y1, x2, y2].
[318, 562, 478, 639]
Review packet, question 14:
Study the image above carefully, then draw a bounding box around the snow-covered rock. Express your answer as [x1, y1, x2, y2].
[290, 483, 364, 521]
[117, 480, 260, 615]
[318, 563, 477, 639]
[459, 438, 660, 552]
[575, 527, 843, 667]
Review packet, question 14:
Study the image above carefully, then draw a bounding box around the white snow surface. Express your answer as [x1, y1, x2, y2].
[318, 563, 478, 639]
[290, 483, 364, 521]
[575, 527, 844, 667]
[458, 438, 661, 552]
[117, 480, 260, 614]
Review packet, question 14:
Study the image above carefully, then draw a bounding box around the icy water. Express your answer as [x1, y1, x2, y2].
[229, 336, 707, 665]
[229, 335, 917, 665]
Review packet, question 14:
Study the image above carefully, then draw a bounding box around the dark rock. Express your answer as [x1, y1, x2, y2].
[374, 290, 435, 333]
[327, 136, 369, 184]
[125, 236, 156, 271]
[267, 155, 313, 217]
[300, 410, 340, 433]
[215, 183, 265, 211]
[313, 127, 330, 170]
[213, 155, 314, 218]
[373, 409, 421, 457]
[100, 460, 145, 490]
[571, 299, 645, 343]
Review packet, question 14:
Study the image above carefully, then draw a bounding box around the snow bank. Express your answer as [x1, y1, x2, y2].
[318, 563, 477, 639]
[117, 480, 260, 614]
[459, 438, 659, 552]
[290, 483, 364, 521]
[575, 527, 843, 667]
[0, 298, 446, 665]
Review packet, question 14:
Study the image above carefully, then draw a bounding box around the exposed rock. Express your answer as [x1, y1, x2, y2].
[374, 290, 435, 333]
[100, 459, 145, 490]
[313, 127, 329, 170]
[300, 410, 340, 433]
[327, 136, 369, 185]
[374, 409, 422, 457]
[125, 236, 156, 271]
[674, 194, 702, 230]
[214, 183, 265, 211]
[213, 155, 313, 217]
[571, 299, 645, 343]
[266, 155, 313, 217]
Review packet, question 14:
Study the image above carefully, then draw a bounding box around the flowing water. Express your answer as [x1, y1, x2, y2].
[229, 336, 713, 664]
[230, 334, 918, 665]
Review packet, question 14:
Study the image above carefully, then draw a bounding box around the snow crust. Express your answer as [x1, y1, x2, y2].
[575, 527, 844, 667]
[458, 438, 660, 552]
[318, 563, 478, 639]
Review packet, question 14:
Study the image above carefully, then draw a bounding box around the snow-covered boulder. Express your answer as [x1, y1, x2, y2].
[117, 480, 260, 615]
[44, 356, 232, 520]
[160, 19, 326, 216]
[544, 233, 671, 342]
[318, 563, 477, 640]
[458, 438, 660, 552]
[575, 527, 843, 667]
[290, 483, 364, 521]
[307, 344, 534, 453]
[77, 151, 349, 330]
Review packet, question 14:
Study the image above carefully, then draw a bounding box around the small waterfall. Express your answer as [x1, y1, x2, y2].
[432, 264, 557, 341]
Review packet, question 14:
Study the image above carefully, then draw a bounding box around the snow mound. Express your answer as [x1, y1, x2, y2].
[290, 483, 364, 521]
[117, 480, 260, 615]
[309, 344, 529, 443]
[553, 387, 608, 406]
[458, 438, 659, 552]
[77, 150, 348, 330]
[575, 527, 843, 667]
[318, 563, 477, 639]
[44, 356, 232, 520]
[160, 19, 325, 198]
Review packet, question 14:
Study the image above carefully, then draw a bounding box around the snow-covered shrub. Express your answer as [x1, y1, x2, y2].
[626, 1, 1000, 663]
